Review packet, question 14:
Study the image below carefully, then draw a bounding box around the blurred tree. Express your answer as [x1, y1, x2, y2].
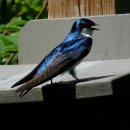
[0, 0, 48, 64]
[0, 0, 48, 23]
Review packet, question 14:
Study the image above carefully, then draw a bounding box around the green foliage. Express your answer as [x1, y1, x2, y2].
[0, 17, 27, 64]
[0, 0, 48, 64]
[0, 0, 48, 24]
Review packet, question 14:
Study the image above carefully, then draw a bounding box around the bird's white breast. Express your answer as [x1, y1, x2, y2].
[81, 33, 92, 38]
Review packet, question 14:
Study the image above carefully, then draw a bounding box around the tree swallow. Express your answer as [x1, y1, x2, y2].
[11, 18, 99, 96]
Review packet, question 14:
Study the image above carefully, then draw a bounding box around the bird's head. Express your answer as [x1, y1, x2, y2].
[71, 18, 99, 33]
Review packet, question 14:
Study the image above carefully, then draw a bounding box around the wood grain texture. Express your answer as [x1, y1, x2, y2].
[62, 0, 67, 18]
[48, 0, 54, 18]
[101, 0, 107, 15]
[85, 0, 90, 16]
[54, 0, 63, 18]
[108, 0, 115, 14]
[90, 0, 95, 16]
[101, 0, 115, 15]
[80, 0, 86, 16]
[96, 0, 102, 15]
[73, 0, 80, 17]
[66, 0, 74, 17]
[48, 0, 115, 18]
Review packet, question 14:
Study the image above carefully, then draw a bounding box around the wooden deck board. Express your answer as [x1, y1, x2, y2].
[0, 59, 130, 104]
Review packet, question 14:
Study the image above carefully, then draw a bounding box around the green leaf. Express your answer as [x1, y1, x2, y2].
[9, 17, 27, 26]
[0, 24, 6, 33]
[1, 34, 18, 54]
[3, 33, 18, 44]
[0, 25, 21, 33]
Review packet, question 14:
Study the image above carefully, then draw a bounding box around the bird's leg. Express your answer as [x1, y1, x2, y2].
[51, 79, 53, 84]
[69, 68, 79, 81]
[74, 75, 79, 81]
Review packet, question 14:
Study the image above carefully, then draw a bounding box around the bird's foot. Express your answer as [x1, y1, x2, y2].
[51, 79, 63, 84]
[53, 81, 64, 85]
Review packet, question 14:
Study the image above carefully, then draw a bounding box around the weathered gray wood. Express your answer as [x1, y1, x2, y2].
[19, 14, 130, 64]
[0, 59, 130, 104]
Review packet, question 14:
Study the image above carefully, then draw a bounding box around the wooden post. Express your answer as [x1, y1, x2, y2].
[48, 0, 115, 19]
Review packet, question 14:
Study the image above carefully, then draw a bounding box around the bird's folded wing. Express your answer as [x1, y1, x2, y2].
[14, 47, 85, 93]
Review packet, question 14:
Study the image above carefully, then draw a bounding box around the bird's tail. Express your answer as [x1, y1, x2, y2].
[11, 59, 46, 88]
[14, 72, 48, 97]
[14, 65, 56, 97]
[11, 74, 33, 88]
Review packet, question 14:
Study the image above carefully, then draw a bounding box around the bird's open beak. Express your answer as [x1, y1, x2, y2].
[91, 24, 100, 30]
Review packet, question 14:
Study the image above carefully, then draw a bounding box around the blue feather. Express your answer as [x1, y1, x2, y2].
[35, 33, 92, 76]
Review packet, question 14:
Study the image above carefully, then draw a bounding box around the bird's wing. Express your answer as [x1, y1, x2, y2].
[11, 34, 86, 88]
[14, 36, 92, 96]
[11, 44, 63, 88]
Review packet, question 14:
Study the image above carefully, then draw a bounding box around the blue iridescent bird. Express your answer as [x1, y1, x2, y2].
[11, 18, 99, 96]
